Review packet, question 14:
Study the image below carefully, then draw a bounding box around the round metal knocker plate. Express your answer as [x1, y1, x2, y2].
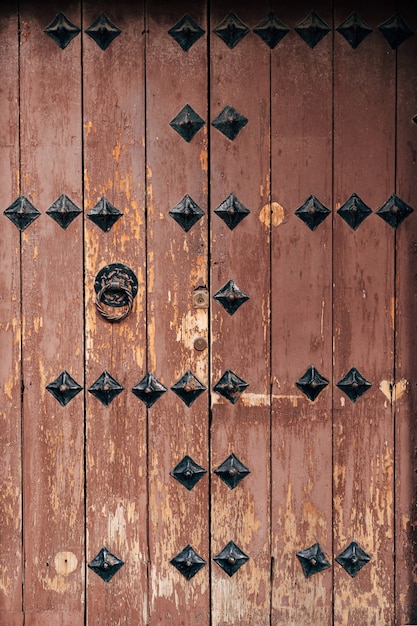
[94, 263, 138, 308]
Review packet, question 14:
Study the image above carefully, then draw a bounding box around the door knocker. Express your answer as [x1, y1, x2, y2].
[94, 263, 138, 322]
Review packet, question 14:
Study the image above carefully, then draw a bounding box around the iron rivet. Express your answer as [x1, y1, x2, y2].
[103, 562, 109, 569]
[185, 559, 193, 567]
[227, 383, 235, 391]
[307, 206, 316, 215]
[184, 470, 193, 478]
[183, 383, 192, 393]
[227, 556, 236, 564]
[145, 387, 152, 394]
[59, 384, 69, 392]
[310, 558, 317, 565]
[228, 468, 238, 476]
[194, 337, 207, 351]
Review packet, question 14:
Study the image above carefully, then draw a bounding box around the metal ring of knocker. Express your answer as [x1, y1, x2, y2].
[94, 263, 138, 323]
[95, 280, 134, 322]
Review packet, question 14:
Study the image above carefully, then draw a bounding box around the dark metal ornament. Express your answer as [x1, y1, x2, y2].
[171, 370, 206, 407]
[170, 104, 205, 143]
[378, 13, 414, 50]
[296, 543, 330, 578]
[253, 12, 290, 49]
[413, 115, 417, 124]
[87, 196, 123, 232]
[295, 11, 331, 48]
[213, 13, 250, 49]
[336, 541, 371, 578]
[214, 279, 249, 315]
[214, 370, 249, 404]
[214, 541, 249, 577]
[336, 367, 372, 402]
[337, 193, 372, 230]
[4, 195, 41, 231]
[214, 453, 250, 490]
[85, 13, 121, 50]
[88, 371, 124, 406]
[44, 12, 81, 49]
[169, 195, 205, 232]
[131, 373, 167, 408]
[168, 14, 205, 51]
[376, 194, 413, 229]
[212, 105, 248, 141]
[94, 264, 138, 308]
[295, 195, 330, 230]
[214, 193, 250, 230]
[170, 545, 206, 580]
[46, 194, 82, 229]
[170, 455, 207, 491]
[336, 12, 372, 49]
[88, 547, 124, 582]
[46, 370, 83, 406]
[296, 365, 329, 401]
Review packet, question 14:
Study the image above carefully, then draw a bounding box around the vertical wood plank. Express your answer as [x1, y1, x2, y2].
[333, 3, 396, 623]
[145, 2, 210, 623]
[209, 3, 271, 624]
[83, 2, 147, 624]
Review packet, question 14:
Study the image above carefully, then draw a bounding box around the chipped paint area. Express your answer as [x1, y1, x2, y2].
[379, 378, 408, 403]
[259, 201, 285, 228]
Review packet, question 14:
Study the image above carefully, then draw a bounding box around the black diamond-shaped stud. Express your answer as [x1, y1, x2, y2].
[337, 193, 372, 230]
[85, 13, 121, 50]
[214, 453, 250, 489]
[131, 373, 167, 408]
[214, 279, 249, 315]
[253, 12, 290, 49]
[376, 194, 413, 229]
[169, 104, 205, 143]
[168, 13, 205, 51]
[214, 193, 250, 230]
[169, 195, 205, 232]
[4, 196, 41, 231]
[212, 105, 248, 141]
[88, 371, 124, 406]
[214, 541, 249, 577]
[213, 13, 249, 49]
[214, 370, 248, 404]
[170, 545, 206, 580]
[44, 12, 81, 49]
[171, 370, 206, 407]
[46, 370, 82, 406]
[295, 11, 331, 48]
[295, 195, 330, 230]
[378, 13, 414, 50]
[296, 543, 330, 578]
[336, 367, 372, 402]
[170, 455, 207, 490]
[88, 547, 124, 582]
[46, 194, 82, 229]
[336, 541, 371, 578]
[295, 365, 329, 401]
[336, 12, 372, 49]
[413, 115, 417, 124]
[87, 196, 123, 232]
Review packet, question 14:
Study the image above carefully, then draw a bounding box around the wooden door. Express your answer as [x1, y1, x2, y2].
[1, 2, 417, 625]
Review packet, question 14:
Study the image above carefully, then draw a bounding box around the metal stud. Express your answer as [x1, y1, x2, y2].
[212, 105, 248, 141]
[171, 370, 206, 407]
[213, 13, 249, 49]
[413, 115, 417, 124]
[214, 193, 250, 230]
[169, 104, 205, 143]
[253, 12, 290, 49]
[376, 194, 413, 229]
[336, 367, 371, 402]
[85, 13, 121, 50]
[46, 194, 82, 229]
[214, 541, 249, 577]
[168, 14, 205, 51]
[295, 11, 331, 48]
[295, 195, 330, 230]
[296, 365, 329, 401]
[337, 193, 372, 230]
[214, 453, 250, 489]
[336, 12, 372, 49]
[170, 545, 206, 580]
[296, 543, 330, 578]
[336, 541, 371, 578]
[169, 195, 205, 232]
[88, 371, 124, 406]
[88, 547, 124, 582]
[378, 13, 414, 49]
[214, 370, 248, 404]
[87, 197, 123, 232]
[170, 455, 207, 491]
[44, 12, 81, 49]
[131, 373, 167, 408]
[46, 370, 82, 406]
[4, 196, 41, 231]
[214, 279, 249, 315]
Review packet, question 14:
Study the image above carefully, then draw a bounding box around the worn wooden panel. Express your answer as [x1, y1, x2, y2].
[19, 3, 84, 624]
[395, 4, 417, 623]
[209, 3, 270, 624]
[0, 3, 23, 626]
[270, 2, 333, 624]
[333, 3, 396, 624]
[145, 2, 209, 623]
